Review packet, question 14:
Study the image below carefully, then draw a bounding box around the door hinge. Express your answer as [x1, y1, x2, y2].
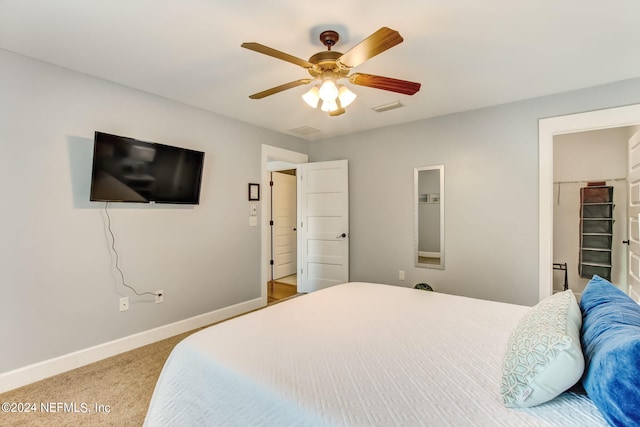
[270, 220, 274, 226]
[270, 259, 274, 265]
[270, 180, 274, 186]
[300, 221, 303, 228]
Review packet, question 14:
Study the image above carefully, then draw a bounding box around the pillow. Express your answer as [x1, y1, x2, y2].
[580, 275, 640, 427]
[500, 290, 584, 407]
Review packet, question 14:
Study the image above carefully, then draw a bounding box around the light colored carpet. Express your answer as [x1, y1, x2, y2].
[0, 295, 300, 426]
[0, 329, 199, 426]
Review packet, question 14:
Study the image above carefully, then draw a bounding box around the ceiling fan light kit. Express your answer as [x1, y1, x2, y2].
[302, 80, 357, 114]
[241, 27, 421, 116]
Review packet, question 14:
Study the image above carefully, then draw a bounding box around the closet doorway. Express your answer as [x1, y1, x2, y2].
[552, 128, 631, 298]
[539, 103, 640, 302]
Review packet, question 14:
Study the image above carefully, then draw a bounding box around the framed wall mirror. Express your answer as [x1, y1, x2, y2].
[414, 165, 444, 269]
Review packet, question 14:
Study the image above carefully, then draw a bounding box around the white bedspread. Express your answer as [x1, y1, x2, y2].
[144, 282, 606, 426]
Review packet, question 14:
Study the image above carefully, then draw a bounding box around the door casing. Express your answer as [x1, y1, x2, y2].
[261, 145, 308, 305]
[539, 104, 640, 302]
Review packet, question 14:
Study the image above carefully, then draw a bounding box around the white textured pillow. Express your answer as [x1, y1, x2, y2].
[500, 290, 584, 408]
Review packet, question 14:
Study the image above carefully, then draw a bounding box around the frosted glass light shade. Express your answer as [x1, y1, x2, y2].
[318, 80, 339, 102]
[302, 81, 357, 114]
[301, 86, 320, 108]
[337, 86, 357, 108]
[320, 99, 338, 112]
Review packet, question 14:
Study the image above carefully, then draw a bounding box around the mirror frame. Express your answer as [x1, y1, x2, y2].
[414, 165, 445, 269]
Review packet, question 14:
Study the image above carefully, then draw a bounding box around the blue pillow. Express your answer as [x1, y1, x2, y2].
[580, 275, 640, 427]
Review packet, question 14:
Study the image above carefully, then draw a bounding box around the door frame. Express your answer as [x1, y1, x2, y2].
[538, 103, 640, 302]
[261, 145, 308, 305]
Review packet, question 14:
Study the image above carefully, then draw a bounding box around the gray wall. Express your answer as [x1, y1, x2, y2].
[0, 49, 307, 373]
[309, 78, 640, 306]
[3, 43, 640, 376]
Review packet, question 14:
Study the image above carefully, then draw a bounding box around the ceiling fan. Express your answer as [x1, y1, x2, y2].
[241, 27, 421, 116]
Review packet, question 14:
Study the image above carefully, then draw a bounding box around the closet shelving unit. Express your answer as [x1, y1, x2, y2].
[579, 185, 614, 281]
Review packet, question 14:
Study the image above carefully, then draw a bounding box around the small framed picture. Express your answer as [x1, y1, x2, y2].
[429, 193, 440, 203]
[248, 183, 260, 201]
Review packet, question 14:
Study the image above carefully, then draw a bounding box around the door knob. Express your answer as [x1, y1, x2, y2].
[337, 233, 347, 238]
[623, 240, 630, 245]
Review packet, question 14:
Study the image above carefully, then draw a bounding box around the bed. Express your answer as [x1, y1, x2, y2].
[144, 282, 614, 426]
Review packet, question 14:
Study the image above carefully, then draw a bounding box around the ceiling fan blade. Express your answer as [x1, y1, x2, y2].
[337, 27, 404, 69]
[249, 79, 314, 99]
[241, 42, 314, 69]
[349, 73, 421, 95]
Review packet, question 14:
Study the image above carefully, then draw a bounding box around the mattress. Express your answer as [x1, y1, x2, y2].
[144, 282, 606, 426]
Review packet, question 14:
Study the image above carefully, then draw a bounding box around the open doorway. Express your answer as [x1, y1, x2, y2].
[552, 128, 631, 299]
[539, 103, 640, 302]
[260, 145, 350, 303]
[268, 169, 298, 304]
[260, 145, 308, 305]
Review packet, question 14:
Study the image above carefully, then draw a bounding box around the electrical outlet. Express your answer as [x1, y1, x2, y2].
[399, 270, 405, 281]
[155, 290, 164, 304]
[119, 297, 129, 312]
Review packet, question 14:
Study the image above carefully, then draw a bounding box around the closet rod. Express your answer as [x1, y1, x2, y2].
[553, 178, 626, 185]
[554, 178, 624, 204]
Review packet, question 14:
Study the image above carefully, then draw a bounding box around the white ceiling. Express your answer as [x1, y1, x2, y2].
[2, 0, 640, 141]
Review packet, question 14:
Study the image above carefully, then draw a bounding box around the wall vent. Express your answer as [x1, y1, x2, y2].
[289, 126, 321, 136]
[372, 101, 403, 113]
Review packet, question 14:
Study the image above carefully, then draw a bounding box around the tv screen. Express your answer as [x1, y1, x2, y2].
[90, 131, 204, 204]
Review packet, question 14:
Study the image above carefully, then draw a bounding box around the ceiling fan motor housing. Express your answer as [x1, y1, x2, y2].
[307, 51, 349, 78]
[319, 30, 339, 50]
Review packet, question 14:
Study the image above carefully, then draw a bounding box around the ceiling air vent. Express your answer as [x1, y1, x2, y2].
[289, 126, 321, 136]
[372, 101, 403, 113]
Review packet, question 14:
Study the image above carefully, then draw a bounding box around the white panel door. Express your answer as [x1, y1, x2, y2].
[628, 131, 640, 303]
[298, 160, 349, 293]
[272, 171, 297, 279]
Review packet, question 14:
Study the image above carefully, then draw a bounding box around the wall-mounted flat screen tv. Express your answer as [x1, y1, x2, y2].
[90, 131, 205, 204]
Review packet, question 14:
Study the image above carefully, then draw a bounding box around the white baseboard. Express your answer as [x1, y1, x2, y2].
[0, 297, 265, 394]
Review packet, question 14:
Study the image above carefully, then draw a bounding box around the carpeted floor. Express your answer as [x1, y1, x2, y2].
[0, 293, 301, 426]
[0, 329, 198, 427]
